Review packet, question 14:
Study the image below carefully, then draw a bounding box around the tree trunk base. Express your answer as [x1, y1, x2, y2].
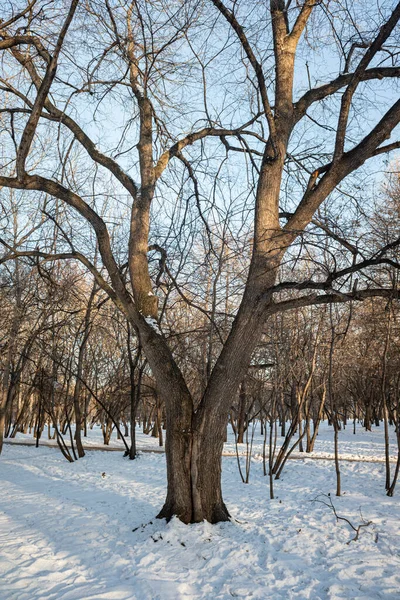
[156, 500, 230, 524]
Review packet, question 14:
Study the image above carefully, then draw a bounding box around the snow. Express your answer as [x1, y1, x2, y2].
[144, 316, 162, 334]
[6, 421, 399, 462]
[1, 424, 400, 599]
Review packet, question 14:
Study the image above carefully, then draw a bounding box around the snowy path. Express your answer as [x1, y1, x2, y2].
[1, 438, 400, 599]
[4, 421, 400, 463]
[4, 437, 399, 463]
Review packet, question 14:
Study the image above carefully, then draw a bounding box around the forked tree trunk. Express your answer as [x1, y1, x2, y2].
[153, 249, 283, 522]
[157, 411, 229, 523]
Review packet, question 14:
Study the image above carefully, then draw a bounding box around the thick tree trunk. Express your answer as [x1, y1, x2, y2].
[155, 251, 282, 522]
[156, 414, 195, 523]
[157, 411, 230, 524]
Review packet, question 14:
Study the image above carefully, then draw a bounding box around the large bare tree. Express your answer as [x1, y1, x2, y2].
[1, 0, 400, 522]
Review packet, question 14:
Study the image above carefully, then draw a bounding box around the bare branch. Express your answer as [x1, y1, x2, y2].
[333, 3, 400, 161]
[210, 0, 276, 142]
[0, 0, 38, 30]
[294, 67, 400, 123]
[15, 0, 79, 177]
[289, 1, 319, 44]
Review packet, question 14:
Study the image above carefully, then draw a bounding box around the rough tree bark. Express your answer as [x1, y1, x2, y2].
[1, 0, 400, 522]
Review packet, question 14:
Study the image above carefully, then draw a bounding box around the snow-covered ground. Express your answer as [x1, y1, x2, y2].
[1, 424, 400, 599]
[5, 420, 400, 461]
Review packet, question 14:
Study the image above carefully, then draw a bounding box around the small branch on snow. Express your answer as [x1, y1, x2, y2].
[312, 493, 372, 544]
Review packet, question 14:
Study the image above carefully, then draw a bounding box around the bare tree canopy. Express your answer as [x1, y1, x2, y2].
[1, 0, 400, 523]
